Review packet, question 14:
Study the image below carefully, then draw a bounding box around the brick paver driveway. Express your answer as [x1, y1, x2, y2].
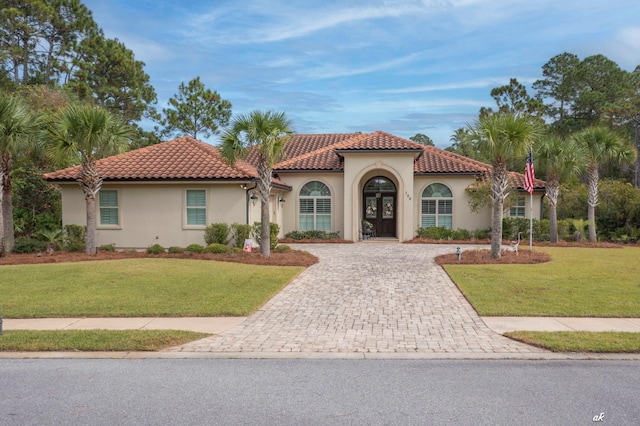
[170, 243, 543, 354]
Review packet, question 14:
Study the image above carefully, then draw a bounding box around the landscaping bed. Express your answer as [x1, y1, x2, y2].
[0, 248, 318, 267]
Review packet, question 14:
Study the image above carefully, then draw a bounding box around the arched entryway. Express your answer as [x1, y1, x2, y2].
[363, 176, 396, 237]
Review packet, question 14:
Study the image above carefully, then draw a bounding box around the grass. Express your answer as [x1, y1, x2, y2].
[505, 331, 640, 353]
[0, 330, 210, 351]
[443, 247, 640, 317]
[0, 258, 303, 318]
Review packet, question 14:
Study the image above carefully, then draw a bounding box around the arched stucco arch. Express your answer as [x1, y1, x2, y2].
[348, 163, 407, 241]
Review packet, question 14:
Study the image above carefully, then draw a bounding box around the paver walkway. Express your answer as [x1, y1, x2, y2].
[169, 243, 545, 354]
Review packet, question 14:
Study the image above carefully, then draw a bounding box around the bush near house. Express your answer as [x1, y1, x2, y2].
[283, 230, 341, 240]
[147, 244, 165, 254]
[252, 222, 280, 250]
[415, 227, 490, 241]
[204, 223, 231, 245]
[63, 224, 86, 252]
[204, 243, 231, 254]
[185, 244, 204, 253]
[231, 223, 252, 249]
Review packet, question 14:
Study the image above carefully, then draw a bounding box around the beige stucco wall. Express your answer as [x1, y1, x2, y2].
[59, 182, 252, 249]
[341, 152, 417, 242]
[57, 169, 544, 248]
[276, 173, 345, 238]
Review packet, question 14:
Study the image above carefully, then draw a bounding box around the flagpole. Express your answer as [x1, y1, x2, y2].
[529, 192, 533, 252]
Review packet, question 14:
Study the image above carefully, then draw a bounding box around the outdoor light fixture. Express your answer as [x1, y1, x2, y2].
[279, 197, 285, 203]
[250, 194, 258, 206]
[456, 247, 461, 262]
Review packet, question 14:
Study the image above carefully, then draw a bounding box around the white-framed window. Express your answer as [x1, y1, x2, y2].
[186, 189, 206, 226]
[421, 183, 453, 230]
[510, 196, 526, 218]
[99, 189, 119, 226]
[299, 181, 331, 231]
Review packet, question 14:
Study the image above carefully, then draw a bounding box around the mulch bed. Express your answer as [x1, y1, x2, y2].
[0, 249, 319, 267]
[435, 248, 552, 265]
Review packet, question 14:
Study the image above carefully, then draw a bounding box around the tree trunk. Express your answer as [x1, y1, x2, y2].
[0, 190, 4, 258]
[257, 157, 272, 257]
[490, 161, 509, 259]
[586, 165, 599, 242]
[547, 180, 559, 244]
[491, 197, 503, 259]
[2, 184, 14, 253]
[0, 152, 12, 254]
[79, 161, 102, 255]
[85, 194, 96, 255]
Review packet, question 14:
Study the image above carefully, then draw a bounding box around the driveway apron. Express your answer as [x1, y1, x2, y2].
[169, 243, 544, 354]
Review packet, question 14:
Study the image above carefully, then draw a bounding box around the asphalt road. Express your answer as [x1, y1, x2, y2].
[1, 359, 638, 425]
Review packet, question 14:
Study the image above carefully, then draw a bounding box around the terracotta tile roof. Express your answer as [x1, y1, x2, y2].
[509, 172, 546, 191]
[273, 131, 424, 171]
[414, 146, 491, 174]
[44, 132, 544, 191]
[44, 136, 259, 182]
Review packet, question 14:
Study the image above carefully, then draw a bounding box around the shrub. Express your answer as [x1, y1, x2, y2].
[63, 224, 86, 252]
[168, 246, 185, 254]
[147, 243, 165, 255]
[14, 237, 47, 253]
[231, 223, 252, 249]
[252, 222, 280, 250]
[273, 244, 291, 253]
[204, 243, 231, 254]
[283, 230, 341, 240]
[204, 223, 231, 245]
[185, 244, 204, 253]
[98, 243, 116, 252]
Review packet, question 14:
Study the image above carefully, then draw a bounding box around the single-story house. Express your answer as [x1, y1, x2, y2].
[44, 131, 545, 249]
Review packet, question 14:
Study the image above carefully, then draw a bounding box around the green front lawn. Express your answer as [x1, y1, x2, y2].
[505, 331, 640, 353]
[443, 247, 640, 317]
[0, 258, 303, 318]
[0, 330, 210, 351]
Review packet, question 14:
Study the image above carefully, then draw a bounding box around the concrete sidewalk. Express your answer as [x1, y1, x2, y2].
[2, 317, 246, 334]
[4, 316, 640, 334]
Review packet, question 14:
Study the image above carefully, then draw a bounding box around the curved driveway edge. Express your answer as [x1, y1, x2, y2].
[169, 243, 545, 354]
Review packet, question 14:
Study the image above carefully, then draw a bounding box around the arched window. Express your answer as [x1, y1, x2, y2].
[299, 181, 331, 231]
[421, 183, 453, 230]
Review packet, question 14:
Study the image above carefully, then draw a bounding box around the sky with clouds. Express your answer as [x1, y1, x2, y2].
[83, 0, 640, 148]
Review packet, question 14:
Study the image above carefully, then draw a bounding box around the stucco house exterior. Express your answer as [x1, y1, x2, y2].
[44, 131, 545, 249]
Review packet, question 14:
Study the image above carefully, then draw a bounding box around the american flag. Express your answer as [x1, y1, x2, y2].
[524, 148, 535, 194]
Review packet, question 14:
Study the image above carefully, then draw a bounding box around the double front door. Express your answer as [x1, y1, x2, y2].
[363, 176, 396, 238]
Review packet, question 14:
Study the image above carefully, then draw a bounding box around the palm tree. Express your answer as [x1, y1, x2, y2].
[535, 135, 585, 243]
[572, 126, 637, 241]
[0, 94, 40, 256]
[48, 105, 133, 255]
[220, 110, 294, 257]
[467, 113, 542, 258]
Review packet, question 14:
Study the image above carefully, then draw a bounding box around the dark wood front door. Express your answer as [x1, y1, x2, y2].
[363, 177, 397, 238]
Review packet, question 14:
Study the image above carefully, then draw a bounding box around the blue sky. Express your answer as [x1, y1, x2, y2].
[83, 0, 640, 148]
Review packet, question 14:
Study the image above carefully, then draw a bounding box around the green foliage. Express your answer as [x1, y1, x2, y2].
[14, 237, 47, 253]
[168, 246, 185, 254]
[63, 224, 86, 252]
[185, 244, 204, 253]
[204, 243, 231, 254]
[160, 76, 232, 140]
[502, 218, 551, 242]
[284, 230, 341, 240]
[252, 222, 280, 250]
[98, 243, 116, 252]
[409, 133, 434, 146]
[273, 244, 291, 253]
[231, 223, 252, 249]
[12, 165, 62, 237]
[416, 227, 489, 241]
[147, 244, 165, 255]
[204, 223, 231, 245]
